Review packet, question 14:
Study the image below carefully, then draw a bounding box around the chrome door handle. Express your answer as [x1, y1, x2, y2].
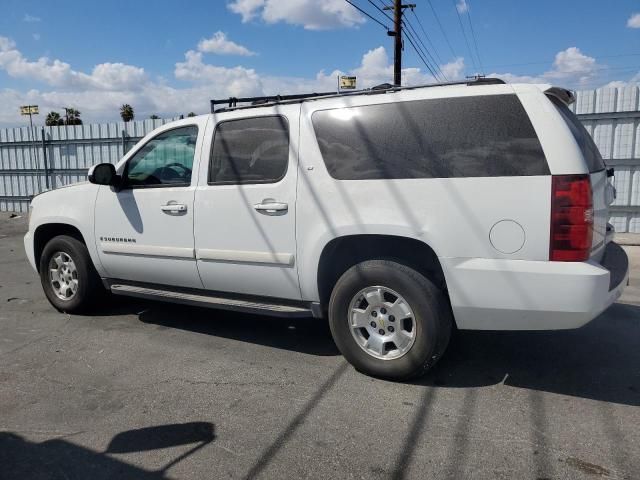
[161, 203, 187, 213]
[254, 201, 288, 213]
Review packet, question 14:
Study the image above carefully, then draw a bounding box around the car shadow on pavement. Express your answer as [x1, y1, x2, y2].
[1, 421, 215, 480]
[134, 301, 341, 357]
[97, 298, 640, 406]
[420, 302, 640, 407]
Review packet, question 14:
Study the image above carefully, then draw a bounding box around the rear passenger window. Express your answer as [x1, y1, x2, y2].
[209, 116, 289, 184]
[312, 95, 549, 179]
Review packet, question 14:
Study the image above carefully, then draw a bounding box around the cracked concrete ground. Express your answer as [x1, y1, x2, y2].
[1, 212, 639, 479]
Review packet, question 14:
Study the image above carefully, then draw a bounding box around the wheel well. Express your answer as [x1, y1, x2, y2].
[34, 223, 86, 272]
[317, 235, 447, 310]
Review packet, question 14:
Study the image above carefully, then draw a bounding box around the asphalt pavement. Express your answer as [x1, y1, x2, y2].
[1, 212, 639, 479]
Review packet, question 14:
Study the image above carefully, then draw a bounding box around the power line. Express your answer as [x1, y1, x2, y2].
[426, 0, 457, 59]
[451, 0, 478, 73]
[352, 0, 441, 86]
[485, 53, 640, 70]
[403, 27, 441, 81]
[403, 23, 444, 80]
[383, 0, 417, 86]
[344, 0, 390, 30]
[408, 9, 444, 65]
[402, 17, 447, 80]
[464, 0, 484, 75]
[368, 0, 394, 23]
[492, 64, 640, 78]
[373, 0, 448, 80]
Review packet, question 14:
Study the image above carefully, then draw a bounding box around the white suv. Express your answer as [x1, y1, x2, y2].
[24, 79, 629, 379]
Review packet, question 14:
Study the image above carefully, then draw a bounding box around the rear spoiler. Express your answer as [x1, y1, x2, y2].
[544, 87, 576, 106]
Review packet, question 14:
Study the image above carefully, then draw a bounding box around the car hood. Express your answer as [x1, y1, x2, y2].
[30, 181, 96, 207]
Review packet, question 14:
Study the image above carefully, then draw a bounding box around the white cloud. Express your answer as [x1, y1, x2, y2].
[227, 0, 265, 22]
[441, 57, 465, 80]
[175, 50, 263, 96]
[456, 0, 469, 14]
[23, 14, 41, 23]
[489, 47, 601, 87]
[548, 47, 597, 80]
[197, 31, 256, 56]
[0, 38, 463, 126]
[603, 72, 640, 89]
[32, 33, 41, 41]
[0, 36, 147, 90]
[4, 33, 635, 129]
[227, 0, 365, 30]
[627, 13, 640, 28]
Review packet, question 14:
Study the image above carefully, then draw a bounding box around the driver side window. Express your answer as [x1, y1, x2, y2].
[124, 126, 198, 188]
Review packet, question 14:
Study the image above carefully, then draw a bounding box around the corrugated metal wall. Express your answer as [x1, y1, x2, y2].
[0, 117, 180, 212]
[571, 85, 640, 233]
[1, 87, 640, 232]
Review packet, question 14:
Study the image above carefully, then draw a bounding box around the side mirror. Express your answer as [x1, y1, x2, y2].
[88, 163, 120, 187]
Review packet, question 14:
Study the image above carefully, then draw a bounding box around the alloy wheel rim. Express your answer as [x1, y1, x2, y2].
[347, 286, 417, 360]
[48, 251, 79, 301]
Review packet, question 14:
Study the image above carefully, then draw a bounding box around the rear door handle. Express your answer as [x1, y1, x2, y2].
[161, 203, 187, 213]
[254, 201, 288, 213]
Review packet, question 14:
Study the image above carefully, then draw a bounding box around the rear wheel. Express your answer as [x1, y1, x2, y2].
[39, 235, 102, 313]
[328, 259, 452, 380]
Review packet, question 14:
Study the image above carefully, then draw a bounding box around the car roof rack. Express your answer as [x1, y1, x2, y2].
[210, 77, 506, 113]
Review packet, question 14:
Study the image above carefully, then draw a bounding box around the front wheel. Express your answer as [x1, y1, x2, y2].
[39, 235, 102, 313]
[328, 260, 452, 380]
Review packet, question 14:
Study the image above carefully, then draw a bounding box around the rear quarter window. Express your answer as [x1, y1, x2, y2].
[548, 95, 605, 173]
[311, 94, 550, 180]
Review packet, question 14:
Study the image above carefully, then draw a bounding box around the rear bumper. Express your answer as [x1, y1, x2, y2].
[443, 242, 629, 330]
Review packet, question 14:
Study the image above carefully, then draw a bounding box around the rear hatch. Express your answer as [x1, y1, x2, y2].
[548, 94, 614, 262]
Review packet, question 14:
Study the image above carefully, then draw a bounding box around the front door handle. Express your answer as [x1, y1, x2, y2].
[161, 203, 187, 213]
[254, 200, 288, 213]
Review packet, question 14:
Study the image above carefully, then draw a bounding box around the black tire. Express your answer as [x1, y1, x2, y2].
[328, 259, 452, 380]
[39, 235, 103, 313]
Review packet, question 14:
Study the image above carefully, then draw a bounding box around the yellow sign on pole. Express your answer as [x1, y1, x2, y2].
[339, 76, 357, 90]
[20, 105, 39, 115]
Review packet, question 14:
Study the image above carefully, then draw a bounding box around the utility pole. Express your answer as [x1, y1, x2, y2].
[384, 1, 416, 86]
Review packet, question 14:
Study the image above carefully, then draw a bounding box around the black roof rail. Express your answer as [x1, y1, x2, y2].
[210, 77, 506, 113]
[211, 92, 335, 113]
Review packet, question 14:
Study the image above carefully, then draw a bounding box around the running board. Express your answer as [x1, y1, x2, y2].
[109, 284, 315, 318]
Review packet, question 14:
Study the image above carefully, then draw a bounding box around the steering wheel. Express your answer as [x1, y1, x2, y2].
[165, 162, 192, 175]
[157, 162, 192, 182]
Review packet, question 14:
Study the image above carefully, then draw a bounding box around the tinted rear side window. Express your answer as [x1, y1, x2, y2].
[312, 94, 549, 180]
[209, 116, 289, 184]
[548, 96, 605, 173]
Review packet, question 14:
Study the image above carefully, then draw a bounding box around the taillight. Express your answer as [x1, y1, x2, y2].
[550, 174, 593, 261]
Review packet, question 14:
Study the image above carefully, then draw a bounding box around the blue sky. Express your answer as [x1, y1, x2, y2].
[0, 0, 638, 125]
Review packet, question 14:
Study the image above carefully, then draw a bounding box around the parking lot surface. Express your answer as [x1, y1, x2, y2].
[1, 212, 639, 479]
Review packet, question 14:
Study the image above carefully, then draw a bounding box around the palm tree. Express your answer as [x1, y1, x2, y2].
[64, 108, 82, 125]
[120, 104, 135, 122]
[187, 112, 196, 117]
[149, 114, 160, 120]
[45, 111, 62, 126]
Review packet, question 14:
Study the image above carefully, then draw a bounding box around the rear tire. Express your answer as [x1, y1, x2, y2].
[39, 235, 102, 313]
[328, 259, 452, 380]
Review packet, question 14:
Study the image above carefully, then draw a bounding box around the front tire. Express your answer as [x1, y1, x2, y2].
[328, 259, 452, 380]
[39, 235, 102, 313]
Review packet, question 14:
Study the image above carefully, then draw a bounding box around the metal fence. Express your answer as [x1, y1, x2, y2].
[1, 87, 640, 231]
[571, 86, 640, 233]
[0, 118, 180, 213]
